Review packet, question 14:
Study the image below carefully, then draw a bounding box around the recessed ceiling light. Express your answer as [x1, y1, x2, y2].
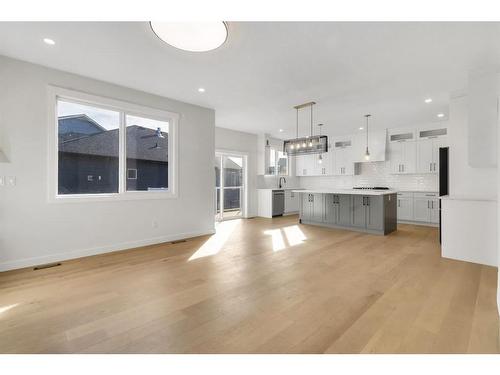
[279, 129, 284, 132]
[437, 113, 445, 118]
[150, 22, 228, 52]
[424, 98, 433, 103]
[198, 87, 205, 93]
[43, 38, 55, 45]
[359, 127, 364, 130]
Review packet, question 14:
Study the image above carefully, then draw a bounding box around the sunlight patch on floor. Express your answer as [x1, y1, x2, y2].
[0, 303, 19, 316]
[264, 225, 307, 251]
[264, 229, 286, 252]
[188, 219, 241, 261]
[283, 225, 306, 246]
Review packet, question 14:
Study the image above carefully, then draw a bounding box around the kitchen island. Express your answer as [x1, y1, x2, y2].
[293, 189, 398, 235]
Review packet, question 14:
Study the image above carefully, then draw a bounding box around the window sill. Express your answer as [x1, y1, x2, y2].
[48, 191, 178, 204]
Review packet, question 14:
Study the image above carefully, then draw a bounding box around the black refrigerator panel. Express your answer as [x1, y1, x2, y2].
[439, 147, 449, 196]
[439, 147, 449, 244]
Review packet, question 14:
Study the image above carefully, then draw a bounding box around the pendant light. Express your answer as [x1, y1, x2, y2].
[283, 102, 328, 156]
[364, 114, 371, 161]
[317, 123, 324, 164]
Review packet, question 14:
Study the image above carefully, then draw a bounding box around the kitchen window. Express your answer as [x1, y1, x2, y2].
[267, 146, 289, 176]
[48, 87, 178, 202]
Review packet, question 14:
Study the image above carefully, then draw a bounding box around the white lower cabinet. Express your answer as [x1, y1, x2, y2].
[284, 190, 299, 213]
[396, 192, 414, 221]
[398, 191, 438, 225]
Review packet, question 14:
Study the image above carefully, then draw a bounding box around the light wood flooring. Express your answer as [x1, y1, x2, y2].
[0, 215, 498, 353]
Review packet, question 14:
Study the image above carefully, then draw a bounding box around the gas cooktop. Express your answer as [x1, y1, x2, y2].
[352, 187, 390, 190]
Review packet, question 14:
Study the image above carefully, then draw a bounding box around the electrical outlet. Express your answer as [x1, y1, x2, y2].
[7, 176, 16, 186]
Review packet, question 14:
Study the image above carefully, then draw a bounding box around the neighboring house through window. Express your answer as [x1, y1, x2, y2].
[49, 87, 178, 201]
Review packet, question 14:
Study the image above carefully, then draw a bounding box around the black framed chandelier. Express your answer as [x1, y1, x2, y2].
[283, 101, 328, 156]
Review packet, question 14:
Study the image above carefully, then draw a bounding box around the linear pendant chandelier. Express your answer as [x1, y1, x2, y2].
[283, 101, 328, 156]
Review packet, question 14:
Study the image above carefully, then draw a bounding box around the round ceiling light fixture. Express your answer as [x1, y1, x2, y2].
[150, 22, 228, 52]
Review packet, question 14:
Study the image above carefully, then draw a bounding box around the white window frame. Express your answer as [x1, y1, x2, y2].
[127, 169, 138, 180]
[47, 86, 179, 203]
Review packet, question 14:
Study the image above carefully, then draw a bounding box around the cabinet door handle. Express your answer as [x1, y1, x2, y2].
[398, 200, 400, 207]
[430, 163, 432, 172]
[367, 197, 370, 206]
[431, 201, 434, 209]
[402, 164, 405, 172]
[427, 200, 430, 209]
[433, 162, 436, 171]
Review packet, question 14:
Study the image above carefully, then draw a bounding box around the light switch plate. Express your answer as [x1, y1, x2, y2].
[0, 176, 5, 186]
[7, 176, 16, 186]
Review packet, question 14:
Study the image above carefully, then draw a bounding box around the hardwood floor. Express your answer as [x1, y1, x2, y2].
[0, 215, 498, 353]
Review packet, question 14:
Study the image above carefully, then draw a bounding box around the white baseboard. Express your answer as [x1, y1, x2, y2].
[0, 228, 215, 272]
[397, 220, 438, 227]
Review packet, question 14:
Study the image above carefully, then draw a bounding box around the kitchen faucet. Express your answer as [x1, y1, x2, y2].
[279, 177, 287, 189]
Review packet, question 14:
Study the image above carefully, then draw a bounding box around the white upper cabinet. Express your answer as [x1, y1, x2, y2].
[333, 139, 355, 175]
[294, 142, 335, 176]
[388, 129, 417, 174]
[318, 142, 335, 175]
[352, 129, 387, 162]
[416, 127, 448, 174]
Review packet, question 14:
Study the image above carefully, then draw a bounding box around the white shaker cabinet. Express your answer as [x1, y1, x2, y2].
[413, 192, 439, 223]
[416, 130, 448, 174]
[396, 192, 414, 221]
[284, 190, 300, 213]
[334, 140, 354, 176]
[389, 140, 416, 174]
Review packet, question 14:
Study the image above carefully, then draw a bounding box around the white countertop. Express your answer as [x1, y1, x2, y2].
[292, 189, 398, 196]
[257, 187, 303, 191]
[440, 195, 497, 202]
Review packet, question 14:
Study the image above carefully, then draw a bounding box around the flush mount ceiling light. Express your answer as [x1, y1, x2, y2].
[437, 113, 445, 118]
[150, 22, 228, 52]
[198, 87, 206, 93]
[424, 98, 433, 103]
[43, 38, 55, 45]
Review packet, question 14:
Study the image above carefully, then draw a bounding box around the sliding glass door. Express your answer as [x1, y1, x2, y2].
[215, 153, 245, 221]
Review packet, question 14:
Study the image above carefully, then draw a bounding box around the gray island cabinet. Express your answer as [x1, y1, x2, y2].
[295, 189, 397, 235]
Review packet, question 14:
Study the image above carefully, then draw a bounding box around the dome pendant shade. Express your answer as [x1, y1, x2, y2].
[150, 22, 228, 52]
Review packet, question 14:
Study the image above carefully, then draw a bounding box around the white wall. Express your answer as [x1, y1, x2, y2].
[450, 95, 497, 199]
[0, 56, 215, 271]
[215, 127, 258, 217]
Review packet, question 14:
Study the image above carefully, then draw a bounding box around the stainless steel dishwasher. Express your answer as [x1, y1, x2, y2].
[272, 189, 285, 217]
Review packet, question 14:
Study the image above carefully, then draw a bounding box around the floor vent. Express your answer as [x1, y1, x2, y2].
[171, 239, 187, 244]
[33, 262, 61, 271]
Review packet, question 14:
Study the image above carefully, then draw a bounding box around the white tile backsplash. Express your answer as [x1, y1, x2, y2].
[299, 161, 438, 192]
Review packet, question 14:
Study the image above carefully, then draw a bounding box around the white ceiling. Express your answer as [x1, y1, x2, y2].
[0, 22, 499, 138]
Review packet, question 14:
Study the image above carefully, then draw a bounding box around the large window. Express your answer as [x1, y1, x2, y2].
[50, 87, 178, 201]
